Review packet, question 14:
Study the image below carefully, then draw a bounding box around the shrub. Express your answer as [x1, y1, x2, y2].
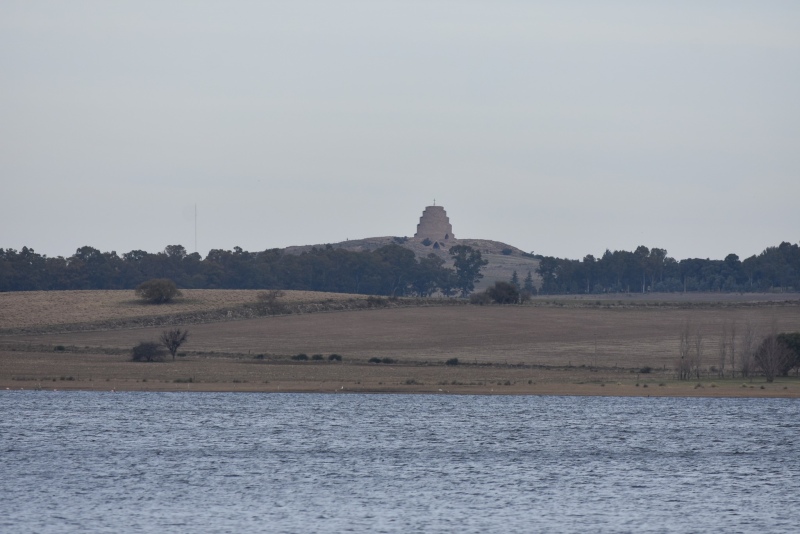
[131, 341, 165, 362]
[639, 366, 652, 374]
[469, 291, 492, 305]
[368, 357, 395, 364]
[487, 281, 520, 304]
[366, 296, 387, 307]
[445, 358, 459, 366]
[368, 357, 381, 363]
[501, 248, 513, 256]
[328, 354, 342, 361]
[54, 345, 65, 352]
[421, 238, 432, 246]
[311, 354, 324, 361]
[254, 290, 287, 315]
[135, 279, 182, 304]
[291, 353, 308, 361]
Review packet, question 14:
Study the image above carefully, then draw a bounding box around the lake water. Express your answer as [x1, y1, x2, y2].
[2, 392, 799, 533]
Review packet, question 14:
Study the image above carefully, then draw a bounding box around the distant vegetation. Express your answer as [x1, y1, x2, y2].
[131, 341, 165, 362]
[135, 278, 182, 304]
[537, 242, 800, 294]
[0, 243, 489, 297]
[2, 240, 798, 296]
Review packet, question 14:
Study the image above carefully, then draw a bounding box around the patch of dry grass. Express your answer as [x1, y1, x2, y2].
[0, 289, 365, 330]
[2, 291, 800, 397]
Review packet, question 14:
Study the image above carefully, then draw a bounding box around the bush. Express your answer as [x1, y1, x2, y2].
[469, 291, 492, 305]
[131, 341, 165, 362]
[421, 238, 432, 246]
[487, 281, 520, 304]
[368, 357, 396, 364]
[135, 279, 182, 304]
[501, 248, 513, 256]
[366, 296, 387, 307]
[254, 290, 287, 315]
[445, 358, 459, 366]
[291, 353, 308, 361]
[639, 366, 652, 374]
[311, 354, 324, 361]
[328, 354, 342, 361]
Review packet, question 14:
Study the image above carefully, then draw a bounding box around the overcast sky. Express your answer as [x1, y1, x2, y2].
[2, 1, 798, 261]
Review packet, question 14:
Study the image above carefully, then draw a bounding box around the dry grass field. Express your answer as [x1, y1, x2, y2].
[2, 290, 800, 396]
[0, 289, 368, 331]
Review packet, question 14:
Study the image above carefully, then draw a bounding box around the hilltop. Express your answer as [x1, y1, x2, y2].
[284, 236, 540, 291]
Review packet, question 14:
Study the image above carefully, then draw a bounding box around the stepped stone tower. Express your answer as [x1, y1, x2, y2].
[414, 205, 455, 241]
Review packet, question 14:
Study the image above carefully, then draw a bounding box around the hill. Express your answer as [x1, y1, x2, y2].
[285, 236, 540, 291]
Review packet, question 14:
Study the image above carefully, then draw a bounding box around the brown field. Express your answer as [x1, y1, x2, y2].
[0, 289, 366, 331]
[2, 290, 800, 397]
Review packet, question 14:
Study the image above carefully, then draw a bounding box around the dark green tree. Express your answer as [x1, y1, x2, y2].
[510, 270, 519, 288]
[523, 270, 536, 295]
[487, 281, 520, 304]
[131, 341, 165, 362]
[449, 245, 488, 296]
[777, 332, 800, 376]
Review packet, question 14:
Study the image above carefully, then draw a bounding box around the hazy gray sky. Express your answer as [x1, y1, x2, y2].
[2, 1, 798, 261]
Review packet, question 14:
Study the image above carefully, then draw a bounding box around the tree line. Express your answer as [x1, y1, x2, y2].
[536, 241, 800, 294]
[0, 243, 487, 297]
[676, 319, 800, 382]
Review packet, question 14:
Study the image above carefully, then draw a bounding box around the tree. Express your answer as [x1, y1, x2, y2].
[677, 319, 692, 380]
[160, 328, 189, 360]
[523, 270, 536, 295]
[740, 321, 757, 378]
[135, 278, 182, 304]
[510, 270, 520, 289]
[692, 328, 704, 379]
[727, 320, 737, 378]
[131, 341, 165, 362]
[254, 290, 288, 315]
[717, 322, 728, 378]
[755, 334, 790, 383]
[776, 332, 800, 376]
[487, 281, 520, 304]
[449, 245, 488, 296]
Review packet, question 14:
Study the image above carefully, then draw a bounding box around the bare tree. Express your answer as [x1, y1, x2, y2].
[717, 322, 728, 378]
[160, 328, 190, 361]
[740, 321, 757, 378]
[676, 319, 692, 380]
[727, 320, 737, 379]
[692, 328, 704, 379]
[755, 320, 790, 382]
[755, 335, 790, 382]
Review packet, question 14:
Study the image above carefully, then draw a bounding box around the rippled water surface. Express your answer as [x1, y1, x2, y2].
[2, 392, 799, 533]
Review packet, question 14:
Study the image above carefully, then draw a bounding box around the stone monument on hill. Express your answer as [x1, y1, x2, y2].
[414, 204, 455, 241]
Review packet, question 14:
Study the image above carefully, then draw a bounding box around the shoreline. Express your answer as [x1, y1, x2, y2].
[4, 379, 798, 398]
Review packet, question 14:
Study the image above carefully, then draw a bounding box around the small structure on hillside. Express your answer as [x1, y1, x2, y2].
[414, 205, 455, 242]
